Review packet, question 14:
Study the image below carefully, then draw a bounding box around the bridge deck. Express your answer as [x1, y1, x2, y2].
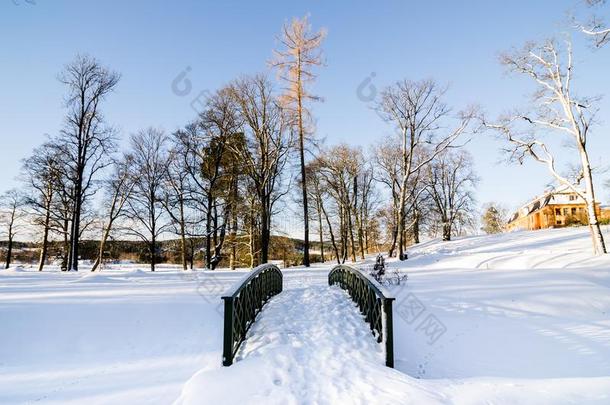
[176, 268, 434, 404]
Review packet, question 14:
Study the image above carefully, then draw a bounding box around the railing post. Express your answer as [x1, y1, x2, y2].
[222, 296, 235, 366]
[383, 298, 394, 368]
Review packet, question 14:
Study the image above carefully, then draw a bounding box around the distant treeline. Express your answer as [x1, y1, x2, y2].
[0, 236, 328, 269]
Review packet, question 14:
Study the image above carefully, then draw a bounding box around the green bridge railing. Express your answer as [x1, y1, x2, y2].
[328, 264, 396, 368]
[221, 263, 283, 366]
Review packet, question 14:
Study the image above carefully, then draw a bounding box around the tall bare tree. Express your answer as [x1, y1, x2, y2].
[125, 128, 171, 271]
[173, 86, 243, 269]
[376, 79, 475, 259]
[272, 15, 326, 267]
[317, 145, 365, 263]
[91, 155, 134, 272]
[229, 75, 292, 264]
[161, 149, 192, 271]
[58, 54, 120, 271]
[485, 39, 607, 254]
[0, 190, 25, 269]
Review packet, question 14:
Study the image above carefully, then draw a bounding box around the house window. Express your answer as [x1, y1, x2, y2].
[572, 208, 577, 215]
[569, 195, 576, 201]
[563, 208, 569, 216]
[555, 208, 561, 216]
[556, 219, 562, 225]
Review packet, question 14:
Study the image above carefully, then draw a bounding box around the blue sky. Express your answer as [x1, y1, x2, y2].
[1, 0, 610, 221]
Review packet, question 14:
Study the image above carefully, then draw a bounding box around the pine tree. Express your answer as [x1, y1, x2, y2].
[481, 204, 506, 234]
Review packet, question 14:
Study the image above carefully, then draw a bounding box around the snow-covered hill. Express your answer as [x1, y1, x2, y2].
[1, 226, 609, 404]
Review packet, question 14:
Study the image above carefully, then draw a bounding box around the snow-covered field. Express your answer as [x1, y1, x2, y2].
[2, 226, 610, 404]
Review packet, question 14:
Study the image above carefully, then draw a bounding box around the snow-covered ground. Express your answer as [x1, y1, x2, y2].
[2, 226, 610, 404]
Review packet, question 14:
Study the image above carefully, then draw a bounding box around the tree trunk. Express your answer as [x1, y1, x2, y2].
[248, 198, 256, 268]
[213, 201, 219, 250]
[61, 217, 70, 271]
[229, 176, 238, 270]
[296, 58, 310, 268]
[205, 194, 213, 269]
[413, 209, 420, 244]
[260, 194, 270, 264]
[347, 206, 357, 262]
[150, 237, 156, 272]
[211, 205, 229, 270]
[353, 178, 365, 260]
[388, 185, 399, 257]
[442, 220, 451, 241]
[339, 205, 346, 262]
[91, 224, 112, 272]
[396, 126, 412, 261]
[179, 198, 187, 271]
[321, 202, 340, 264]
[38, 206, 51, 271]
[230, 222, 237, 270]
[362, 204, 369, 255]
[317, 197, 324, 263]
[579, 148, 607, 255]
[5, 235, 12, 269]
[69, 170, 83, 271]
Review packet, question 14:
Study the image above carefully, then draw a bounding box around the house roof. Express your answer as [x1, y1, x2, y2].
[508, 186, 585, 224]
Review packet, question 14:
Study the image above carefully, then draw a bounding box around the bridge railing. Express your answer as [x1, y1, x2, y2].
[328, 264, 395, 368]
[221, 263, 283, 366]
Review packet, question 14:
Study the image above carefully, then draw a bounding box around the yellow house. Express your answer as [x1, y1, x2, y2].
[602, 205, 610, 221]
[507, 186, 603, 231]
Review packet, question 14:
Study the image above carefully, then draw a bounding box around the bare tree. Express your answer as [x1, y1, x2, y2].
[376, 79, 475, 259]
[161, 149, 192, 271]
[173, 86, 243, 269]
[316, 145, 365, 263]
[91, 155, 134, 272]
[0, 190, 25, 268]
[58, 54, 120, 271]
[425, 150, 478, 241]
[26, 139, 76, 270]
[21, 142, 63, 271]
[374, 139, 431, 248]
[271, 15, 326, 267]
[307, 157, 343, 264]
[485, 39, 607, 254]
[125, 128, 171, 271]
[374, 137, 403, 250]
[229, 75, 292, 264]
